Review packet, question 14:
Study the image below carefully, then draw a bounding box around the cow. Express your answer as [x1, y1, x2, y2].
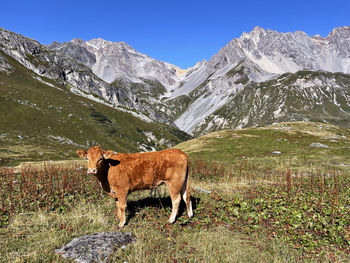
[77, 146, 193, 227]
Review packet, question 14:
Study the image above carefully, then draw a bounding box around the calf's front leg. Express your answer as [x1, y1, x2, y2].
[114, 198, 120, 222]
[116, 194, 127, 228]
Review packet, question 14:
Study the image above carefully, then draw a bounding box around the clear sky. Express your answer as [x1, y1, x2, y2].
[1, 0, 349, 69]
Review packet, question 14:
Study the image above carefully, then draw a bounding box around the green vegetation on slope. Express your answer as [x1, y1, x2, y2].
[0, 51, 190, 166]
[176, 121, 350, 173]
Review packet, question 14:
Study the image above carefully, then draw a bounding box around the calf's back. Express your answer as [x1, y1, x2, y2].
[107, 149, 188, 191]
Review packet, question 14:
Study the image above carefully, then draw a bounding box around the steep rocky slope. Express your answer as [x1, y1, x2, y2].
[193, 71, 350, 136]
[173, 26, 350, 133]
[0, 28, 175, 125]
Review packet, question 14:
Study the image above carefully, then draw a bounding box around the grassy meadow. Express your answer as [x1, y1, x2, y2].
[1, 121, 350, 262]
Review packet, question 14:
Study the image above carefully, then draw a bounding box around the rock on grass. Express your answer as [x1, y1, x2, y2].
[55, 232, 134, 263]
[309, 142, 329, 148]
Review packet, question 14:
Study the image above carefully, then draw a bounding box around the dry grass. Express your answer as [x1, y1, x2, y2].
[10, 159, 86, 173]
[0, 164, 305, 262]
[1, 201, 114, 262]
[1, 193, 302, 263]
[117, 223, 299, 263]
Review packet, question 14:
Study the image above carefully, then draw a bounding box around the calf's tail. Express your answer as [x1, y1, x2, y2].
[182, 160, 193, 218]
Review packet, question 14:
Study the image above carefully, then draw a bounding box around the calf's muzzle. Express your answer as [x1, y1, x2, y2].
[87, 168, 97, 174]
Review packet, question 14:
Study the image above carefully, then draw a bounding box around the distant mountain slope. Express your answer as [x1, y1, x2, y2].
[193, 70, 350, 136]
[48, 38, 187, 88]
[173, 26, 350, 133]
[47, 38, 188, 109]
[0, 48, 190, 166]
[0, 28, 176, 125]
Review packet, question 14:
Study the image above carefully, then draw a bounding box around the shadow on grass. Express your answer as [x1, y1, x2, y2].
[126, 195, 200, 224]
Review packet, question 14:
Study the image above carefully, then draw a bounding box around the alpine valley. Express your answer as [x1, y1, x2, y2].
[1, 26, 350, 164]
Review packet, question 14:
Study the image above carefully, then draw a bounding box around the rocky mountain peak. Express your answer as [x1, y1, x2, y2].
[86, 38, 133, 53]
[0, 28, 183, 127]
[71, 38, 86, 45]
[49, 37, 185, 89]
[86, 38, 111, 49]
[248, 26, 267, 39]
[327, 26, 350, 38]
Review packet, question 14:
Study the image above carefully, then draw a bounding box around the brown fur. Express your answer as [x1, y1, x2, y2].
[77, 146, 193, 227]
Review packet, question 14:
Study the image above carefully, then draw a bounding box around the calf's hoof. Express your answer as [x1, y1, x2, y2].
[168, 217, 176, 224]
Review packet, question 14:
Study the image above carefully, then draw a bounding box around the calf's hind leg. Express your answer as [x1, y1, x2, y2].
[167, 183, 181, 224]
[180, 178, 193, 218]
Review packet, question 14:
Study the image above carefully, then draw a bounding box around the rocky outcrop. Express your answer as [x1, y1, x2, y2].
[55, 232, 134, 263]
[0, 52, 13, 74]
[309, 142, 329, 148]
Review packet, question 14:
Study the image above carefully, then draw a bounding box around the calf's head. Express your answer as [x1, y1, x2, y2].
[77, 146, 110, 175]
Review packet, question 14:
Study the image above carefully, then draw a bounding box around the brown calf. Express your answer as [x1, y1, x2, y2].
[77, 146, 193, 227]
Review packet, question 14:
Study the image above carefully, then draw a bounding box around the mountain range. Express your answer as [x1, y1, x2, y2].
[47, 26, 350, 135]
[1, 25, 350, 150]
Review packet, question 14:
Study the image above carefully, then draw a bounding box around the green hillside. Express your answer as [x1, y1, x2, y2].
[175, 121, 350, 172]
[0, 51, 190, 166]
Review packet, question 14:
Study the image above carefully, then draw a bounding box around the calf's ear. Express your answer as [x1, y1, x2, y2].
[103, 150, 114, 159]
[77, 149, 87, 159]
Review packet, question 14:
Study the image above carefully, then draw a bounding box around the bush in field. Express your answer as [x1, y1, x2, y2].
[0, 164, 104, 227]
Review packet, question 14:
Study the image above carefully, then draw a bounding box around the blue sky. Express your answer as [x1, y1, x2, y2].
[1, 0, 349, 68]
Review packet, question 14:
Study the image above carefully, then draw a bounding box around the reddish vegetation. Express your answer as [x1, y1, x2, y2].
[0, 164, 103, 226]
